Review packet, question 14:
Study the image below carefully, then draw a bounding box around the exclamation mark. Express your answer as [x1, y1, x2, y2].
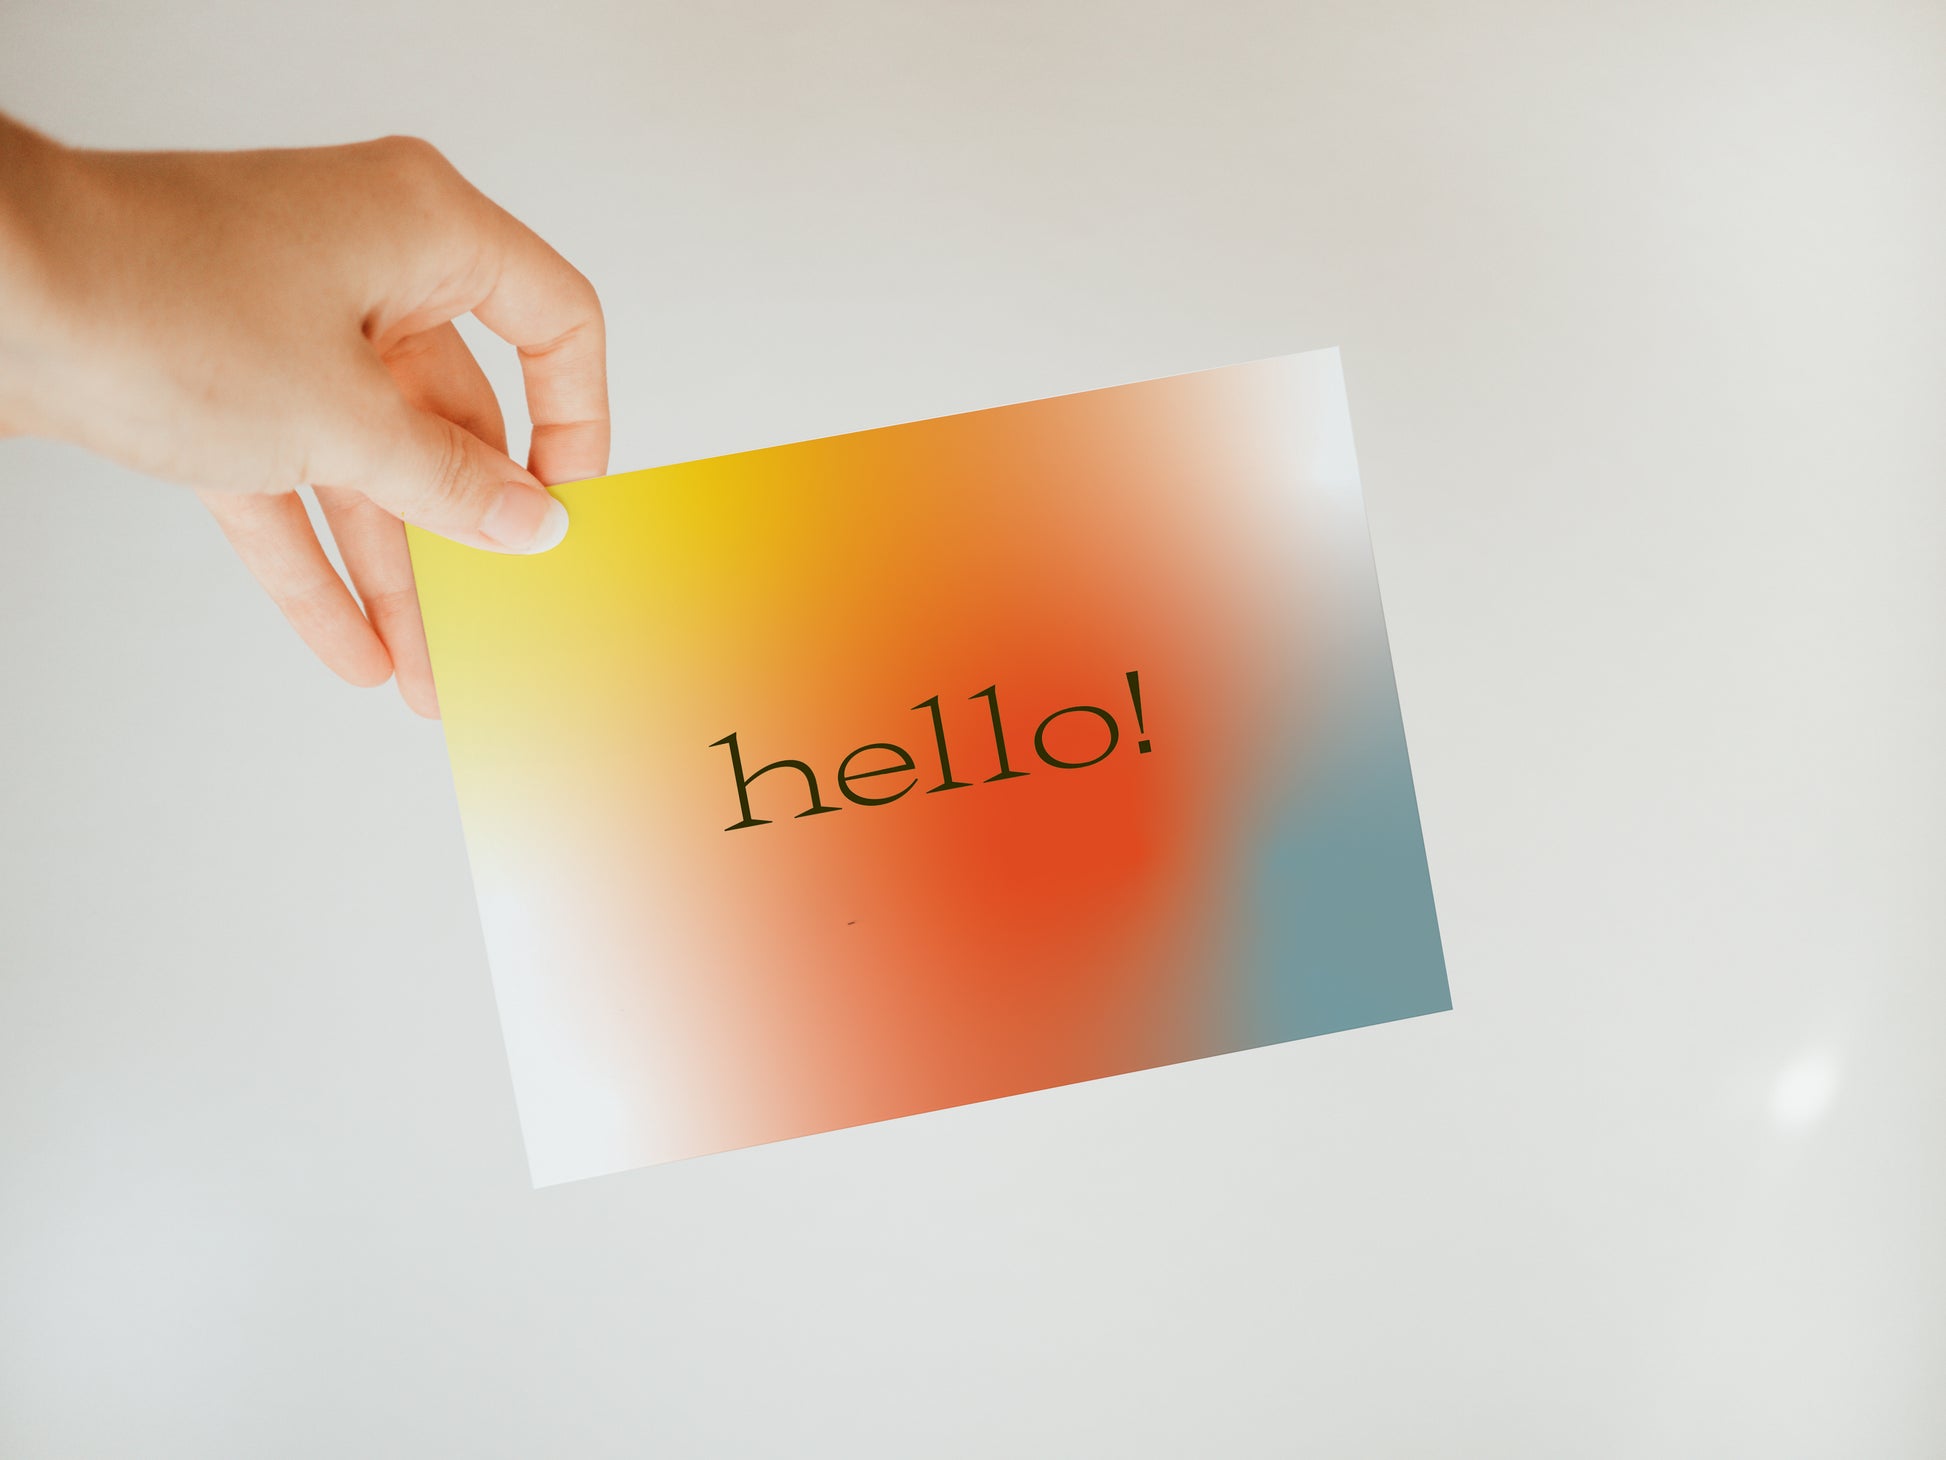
[1126, 669, 1151, 753]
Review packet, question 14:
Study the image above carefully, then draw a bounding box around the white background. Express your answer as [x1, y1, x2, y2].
[2, 3, 1942, 1455]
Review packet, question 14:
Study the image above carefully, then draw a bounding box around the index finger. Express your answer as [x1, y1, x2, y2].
[471, 203, 610, 488]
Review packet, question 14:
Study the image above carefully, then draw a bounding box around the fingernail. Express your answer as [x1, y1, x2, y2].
[481, 484, 570, 554]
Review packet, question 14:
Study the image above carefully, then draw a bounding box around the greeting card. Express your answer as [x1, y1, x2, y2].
[410, 349, 1448, 1184]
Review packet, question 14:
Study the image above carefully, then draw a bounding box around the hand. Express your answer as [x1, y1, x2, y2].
[0, 116, 608, 717]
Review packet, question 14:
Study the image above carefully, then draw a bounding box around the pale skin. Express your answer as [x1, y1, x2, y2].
[0, 112, 608, 717]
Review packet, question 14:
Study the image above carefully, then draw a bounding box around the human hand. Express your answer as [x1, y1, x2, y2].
[0, 116, 608, 717]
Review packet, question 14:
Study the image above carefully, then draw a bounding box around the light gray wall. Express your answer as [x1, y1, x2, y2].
[2, 3, 1942, 1455]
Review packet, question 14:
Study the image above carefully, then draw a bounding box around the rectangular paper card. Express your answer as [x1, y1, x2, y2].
[410, 349, 1449, 1185]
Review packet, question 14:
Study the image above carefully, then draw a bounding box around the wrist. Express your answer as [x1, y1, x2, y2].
[0, 117, 83, 437]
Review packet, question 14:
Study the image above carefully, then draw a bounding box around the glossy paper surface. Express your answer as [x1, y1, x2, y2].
[411, 349, 1448, 1184]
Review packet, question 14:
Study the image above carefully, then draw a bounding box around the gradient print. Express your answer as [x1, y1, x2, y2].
[409, 349, 1448, 1184]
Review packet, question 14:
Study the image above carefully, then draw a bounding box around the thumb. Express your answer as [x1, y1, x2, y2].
[331, 395, 570, 554]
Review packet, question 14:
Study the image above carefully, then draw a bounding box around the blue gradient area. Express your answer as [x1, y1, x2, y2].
[1239, 669, 1449, 1044]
